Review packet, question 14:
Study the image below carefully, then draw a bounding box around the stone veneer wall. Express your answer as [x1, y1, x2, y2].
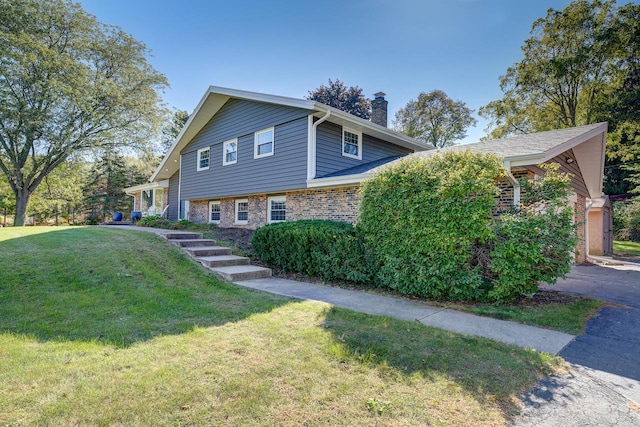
[183, 187, 360, 229]
[495, 170, 532, 211]
[574, 194, 587, 264]
[287, 187, 360, 223]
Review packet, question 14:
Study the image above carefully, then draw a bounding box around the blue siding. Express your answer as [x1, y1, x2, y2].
[315, 121, 412, 178]
[180, 99, 311, 200]
[167, 171, 179, 220]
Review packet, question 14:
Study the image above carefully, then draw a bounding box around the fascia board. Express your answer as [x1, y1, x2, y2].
[306, 173, 370, 188]
[540, 123, 608, 163]
[124, 180, 169, 194]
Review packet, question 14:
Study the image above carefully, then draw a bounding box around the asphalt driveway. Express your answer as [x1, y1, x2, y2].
[514, 262, 640, 426]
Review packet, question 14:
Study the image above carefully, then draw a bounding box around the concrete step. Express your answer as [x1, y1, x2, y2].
[171, 239, 217, 248]
[163, 232, 203, 240]
[211, 265, 272, 281]
[184, 246, 232, 257]
[198, 255, 250, 268]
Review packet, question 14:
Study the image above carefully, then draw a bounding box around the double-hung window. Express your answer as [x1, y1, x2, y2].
[235, 199, 249, 224]
[223, 138, 237, 165]
[209, 201, 221, 224]
[197, 147, 210, 170]
[268, 196, 286, 223]
[254, 127, 274, 158]
[342, 128, 362, 160]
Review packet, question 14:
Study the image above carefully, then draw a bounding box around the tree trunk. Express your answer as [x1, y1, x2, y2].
[13, 190, 31, 226]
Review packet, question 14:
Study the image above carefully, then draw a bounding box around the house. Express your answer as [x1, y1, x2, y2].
[125, 86, 608, 262]
[125, 86, 432, 226]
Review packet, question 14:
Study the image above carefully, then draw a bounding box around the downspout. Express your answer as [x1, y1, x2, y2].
[503, 160, 520, 206]
[307, 110, 331, 181]
[178, 154, 183, 219]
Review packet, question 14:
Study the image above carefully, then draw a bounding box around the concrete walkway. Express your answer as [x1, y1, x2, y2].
[235, 277, 574, 354]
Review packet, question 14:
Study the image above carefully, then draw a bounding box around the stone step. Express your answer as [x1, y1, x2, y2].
[163, 232, 203, 240]
[211, 265, 272, 281]
[184, 246, 232, 257]
[171, 239, 217, 248]
[198, 255, 250, 268]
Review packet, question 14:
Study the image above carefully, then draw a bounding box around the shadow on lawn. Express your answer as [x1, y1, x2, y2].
[0, 227, 290, 347]
[321, 305, 559, 419]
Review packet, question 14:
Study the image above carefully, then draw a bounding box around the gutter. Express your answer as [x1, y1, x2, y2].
[503, 160, 521, 205]
[307, 110, 331, 180]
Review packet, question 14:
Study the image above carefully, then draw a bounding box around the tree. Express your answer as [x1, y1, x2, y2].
[29, 157, 87, 225]
[306, 79, 371, 119]
[598, 2, 640, 195]
[0, 0, 168, 226]
[393, 90, 477, 148]
[161, 110, 189, 154]
[479, 0, 616, 139]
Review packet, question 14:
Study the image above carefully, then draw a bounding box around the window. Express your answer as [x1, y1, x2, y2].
[342, 128, 362, 160]
[223, 138, 237, 165]
[268, 196, 286, 223]
[142, 189, 164, 215]
[235, 199, 249, 224]
[254, 127, 274, 158]
[209, 201, 221, 224]
[197, 147, 210, 171]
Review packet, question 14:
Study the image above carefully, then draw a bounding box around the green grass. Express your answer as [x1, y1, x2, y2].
[444, 298, 603, 335]
[614, 240, 640, 257]
[0, 226, 565, 426]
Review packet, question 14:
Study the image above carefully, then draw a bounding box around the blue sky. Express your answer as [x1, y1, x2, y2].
[79, 0, 576, 144]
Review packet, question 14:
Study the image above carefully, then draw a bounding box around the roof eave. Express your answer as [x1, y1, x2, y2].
[306, 173, 371, 188]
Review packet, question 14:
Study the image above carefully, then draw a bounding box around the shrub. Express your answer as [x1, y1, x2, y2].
[359, 151, 577, 303]
[136, 215, 173, 229]
[613, 198, 640, 242]
[488, 164, 577, 300]
[359, 151, 504, 301]
[252, 220, 373, 283]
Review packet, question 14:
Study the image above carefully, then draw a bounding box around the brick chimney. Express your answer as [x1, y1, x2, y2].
[371, 92, 388, 127]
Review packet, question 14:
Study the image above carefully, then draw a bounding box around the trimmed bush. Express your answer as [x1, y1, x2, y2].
[251, 220, 373, 283]
[359, 151, 504, 301]
[359, 151, 577, 303]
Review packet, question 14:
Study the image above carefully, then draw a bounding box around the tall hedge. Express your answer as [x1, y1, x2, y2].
[358, 151, 505, 300]
[359, 151, 577, 302]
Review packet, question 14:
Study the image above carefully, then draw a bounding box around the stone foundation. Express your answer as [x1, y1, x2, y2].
[287, 187, 360, 223]
[574, 194, 587, 264]
[182, 187, 360, 229]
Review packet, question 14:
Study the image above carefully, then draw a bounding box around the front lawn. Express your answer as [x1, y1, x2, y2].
[0, 226, 563, 426]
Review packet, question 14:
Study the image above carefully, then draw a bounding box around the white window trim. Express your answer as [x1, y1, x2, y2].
[267, 196, 286, 224]
[235, 198, 249, 225]
[223, 138, 238, 166]
[197, 147, 210, 171]
[208, 200, 221, 224]
[254, 127, 275, 159]
[342, 128, 362, 160]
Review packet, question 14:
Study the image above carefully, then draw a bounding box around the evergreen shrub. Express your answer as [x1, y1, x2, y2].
[251, 220, 372, 283]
